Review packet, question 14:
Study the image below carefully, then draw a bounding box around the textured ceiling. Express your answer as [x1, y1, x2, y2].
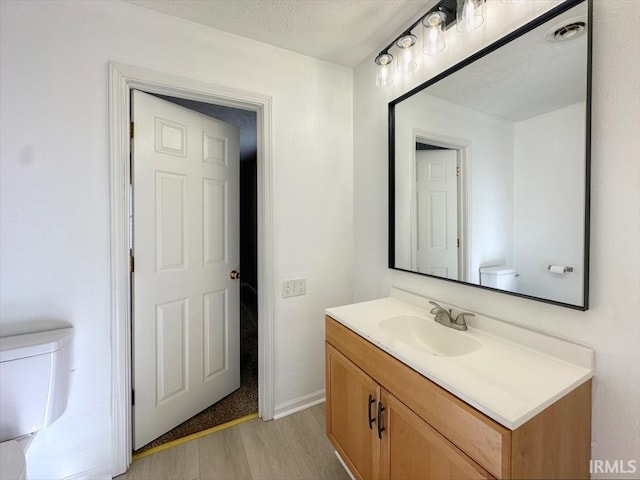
[424, 3, 588, 121]
[123, 0, 585, 120]
[123, 0, 433, 67]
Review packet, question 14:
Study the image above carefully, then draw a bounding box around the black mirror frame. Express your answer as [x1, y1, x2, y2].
[388, 0, 592, 311]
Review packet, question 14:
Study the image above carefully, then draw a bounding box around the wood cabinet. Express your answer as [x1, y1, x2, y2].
[326, 343, 379, 480]
[325, 316, 591, 480]
[380, 389, 492, 480]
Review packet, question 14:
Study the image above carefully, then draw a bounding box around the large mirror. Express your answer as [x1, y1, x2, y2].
[389, 0, 591, 310]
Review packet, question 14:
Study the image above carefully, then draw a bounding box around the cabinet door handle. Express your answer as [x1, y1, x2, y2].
[377, 401, 386, 439]
[368, 394, 376, 429]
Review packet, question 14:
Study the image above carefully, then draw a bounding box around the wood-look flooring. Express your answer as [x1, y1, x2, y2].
[117, 404, 350, 480]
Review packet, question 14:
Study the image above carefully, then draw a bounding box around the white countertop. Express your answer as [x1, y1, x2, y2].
[325, 288, 595, 430]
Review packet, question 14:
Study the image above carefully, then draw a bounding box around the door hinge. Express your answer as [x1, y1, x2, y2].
[132, 389, 135, 406]
[456, 166, 461, 176]
[129, 254, 135, 273]
[130, 121, 134, 140]
[457, 238, 460, 248]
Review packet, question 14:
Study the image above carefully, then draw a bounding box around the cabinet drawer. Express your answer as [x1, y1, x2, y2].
[326, 316, 511, 478]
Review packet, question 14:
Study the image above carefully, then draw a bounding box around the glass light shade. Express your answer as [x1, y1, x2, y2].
[375, 53, 394, 87]
[457, 0, 484, 32]
[422, 11, 446, 55]
[395, 34, 417, 73]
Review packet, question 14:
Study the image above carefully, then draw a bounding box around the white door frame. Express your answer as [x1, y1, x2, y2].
[411, 130, 470, 281]
[108, 62, 274, 476]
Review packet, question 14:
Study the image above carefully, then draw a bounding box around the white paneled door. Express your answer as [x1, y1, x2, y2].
[132, 90, 240, 449]
[415, 149, 459, 279]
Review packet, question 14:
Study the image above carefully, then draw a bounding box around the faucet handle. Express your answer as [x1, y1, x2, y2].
[428, 301, 443, 314]
[455, 312, 475, 325]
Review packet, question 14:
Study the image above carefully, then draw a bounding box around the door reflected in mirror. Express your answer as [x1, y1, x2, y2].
[390, 0, 591, 310]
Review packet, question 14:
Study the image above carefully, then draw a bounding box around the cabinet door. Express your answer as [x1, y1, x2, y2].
[379, 389, 493, 480]
[326, 343, 380, 480]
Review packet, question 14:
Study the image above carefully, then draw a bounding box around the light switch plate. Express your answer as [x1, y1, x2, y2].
[282, 278, 306, 298]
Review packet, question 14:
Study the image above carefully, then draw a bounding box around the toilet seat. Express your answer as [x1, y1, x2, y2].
[0, 440, 26, 480]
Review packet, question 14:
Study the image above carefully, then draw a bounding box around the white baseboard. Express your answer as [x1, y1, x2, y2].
[273, 389, 325, 420]
[62, 463, 111, 480]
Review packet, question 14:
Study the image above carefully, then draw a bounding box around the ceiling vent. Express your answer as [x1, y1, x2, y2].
[546, 20, 586, 42]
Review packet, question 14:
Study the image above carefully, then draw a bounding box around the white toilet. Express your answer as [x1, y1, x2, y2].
[480, 266, 518, 292]
[0, 328, 73, 480]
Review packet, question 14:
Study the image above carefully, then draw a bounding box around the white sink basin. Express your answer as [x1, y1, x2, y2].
[379, 314, 482, 357]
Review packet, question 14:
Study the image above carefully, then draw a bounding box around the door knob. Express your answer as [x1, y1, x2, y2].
[229, 270, 241, 280]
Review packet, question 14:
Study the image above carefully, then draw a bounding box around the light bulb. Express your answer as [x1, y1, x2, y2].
[422, 11, 446, 55]
[375, 53, 394, 87]
[463, 1, 475, 30]
[395, 34, 417, 73]
[457, 0, 484, 33]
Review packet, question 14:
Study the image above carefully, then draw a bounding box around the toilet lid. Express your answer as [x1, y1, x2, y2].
[0, 440, 26, 480]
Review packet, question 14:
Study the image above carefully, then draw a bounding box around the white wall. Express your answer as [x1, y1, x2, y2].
[394, 93, 514, 281]
[514, 102, 586, 305]
[0, 1, 353, 478]
[354, 0, 640, 478]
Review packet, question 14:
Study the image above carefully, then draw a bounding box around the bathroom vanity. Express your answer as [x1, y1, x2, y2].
[325, 289, 594, 480]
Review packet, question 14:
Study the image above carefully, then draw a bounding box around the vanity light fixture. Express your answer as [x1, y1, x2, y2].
[395, 34, 418, 73]
[373, 0, 496, 87]
[422, 11, 447, 55]
[457, 0, 484, 33]
[375, 52, 394, 87]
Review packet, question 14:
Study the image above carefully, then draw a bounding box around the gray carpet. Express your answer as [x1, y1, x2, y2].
[135, 294, 258, 454]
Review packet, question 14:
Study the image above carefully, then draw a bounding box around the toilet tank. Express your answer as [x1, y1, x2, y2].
[480, 266, 518, 292]
[0, 328, 73, 442]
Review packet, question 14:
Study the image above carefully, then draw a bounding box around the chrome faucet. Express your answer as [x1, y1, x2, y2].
[428, 301, 474, 331]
